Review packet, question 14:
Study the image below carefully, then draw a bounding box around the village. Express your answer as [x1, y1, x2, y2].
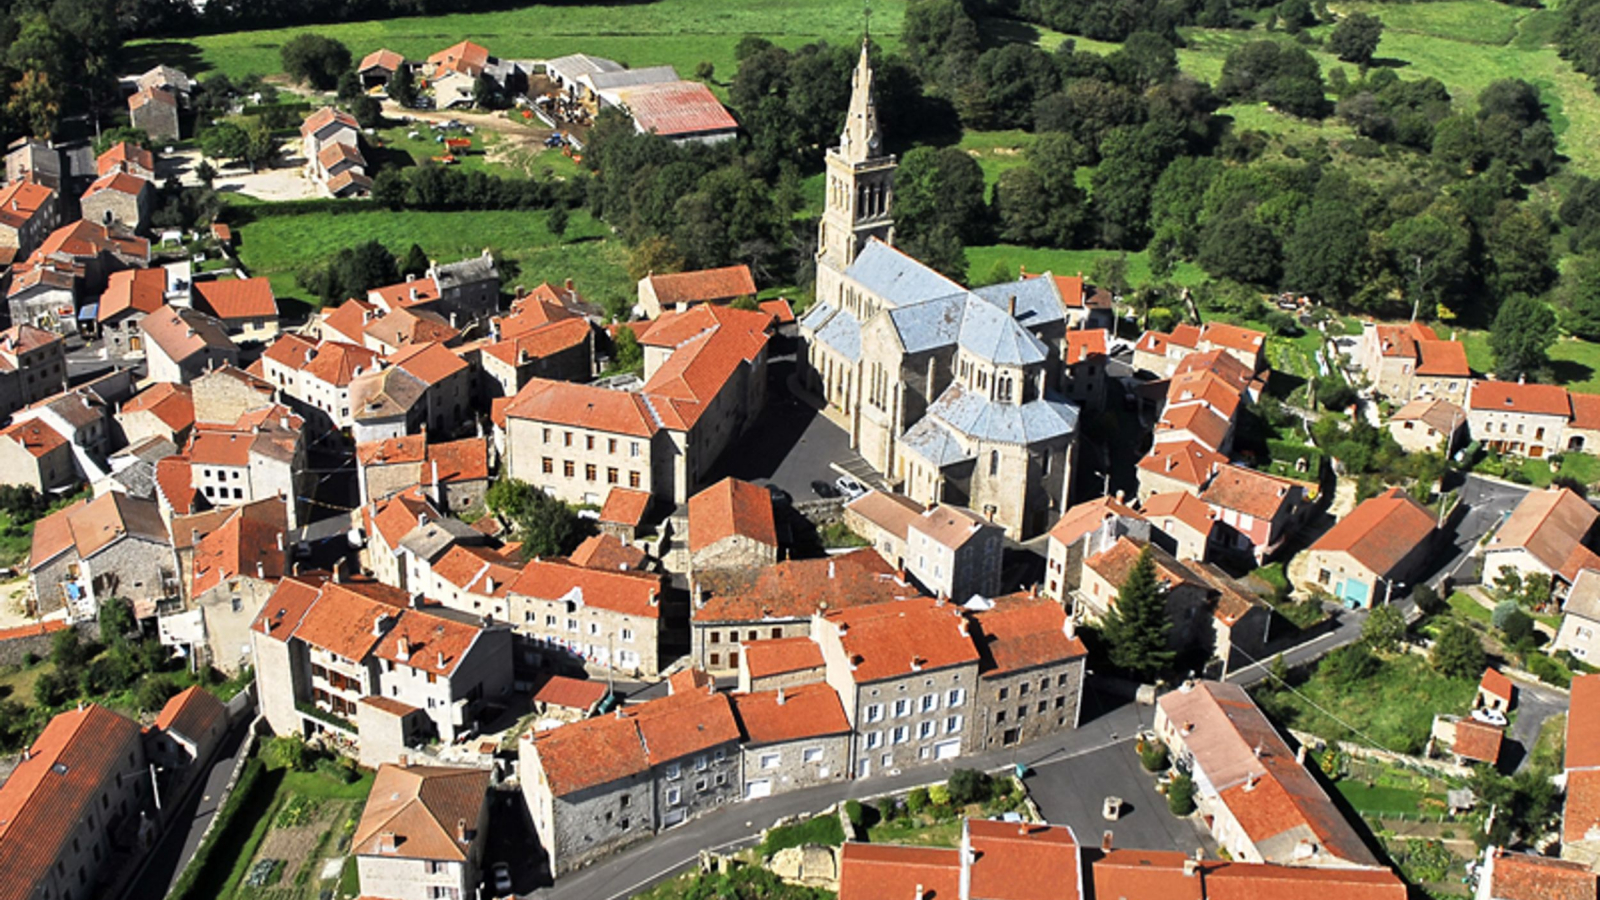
[1, 8, 1600, 900]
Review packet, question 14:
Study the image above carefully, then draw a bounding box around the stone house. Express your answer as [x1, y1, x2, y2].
[185, 496, 289, 674]
[28, 491, 174, 619]
[597, 487, 652, 541]
[1155, 680, 1381, 868]
[97, 141, 156, 181]
[0, 418, 74, 491]
[1062, 328, 1109, 412]
[386, 341, 473, 437]
[423, 543, 522, 624]
[6, 265, 78, 334]
[1468, 380, 1574, 459]
[359, 48, 409, 88]
[300, 107, 360, 173]
[690, 548, 922, 676]
[1133, 322, 1267, 379]
[687, 477, 778, 576]
[12, 384, 115, 484]
[80, 171, 153, 234]
[479, 317, 593, 399]
[507, 558, 665, 675]
[189, 364, 276, 426]
[812, 596, 981, 777]
[129, 86, 180, 140]
[1304, 487, 1437, 608]
[1388, 398, 1467, 454]
[251, 575, 515, 749]
[97, 266, 166, 358]
[1141, 490, 1217, 562]
[520, 681, 741, 876]
[148, 684, 227, 772]
[1198, 465, 1315, 564]
[1554, 569, 1600, 664]
[352, 764, 491, 900]
[845, 490, 1003, 602]
[350, 365, 429, 443]
[9, 220, 151, 334]
[0, 324, 67, 419]
[361, 488, 440, 591]
[1359, 321, 1471, 406]
[429, 251, 501, 325]
[1041, 495, 1149, 602]
[141, 305, 239, 384]
[5, 136, 61, 190]
[0, 178, 60, 258]
[730, 683, 851, 799]
[968, 592, 1087, 752]
[260, 334, 380, 431]
[355, 434, 490, 511]
[1076, 537, 1213, 654]
[0, 704, 153, 900]
[192, 277, 279, 343]
[186, 405, 308, 527]
[636, 264, 756, 318]
[1482, 486, 1600, 593]
[503, 379, 664, 506]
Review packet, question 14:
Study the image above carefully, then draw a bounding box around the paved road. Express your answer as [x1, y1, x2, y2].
[1223, 604, 1369, 687]
[1428, 474, 1532, 588]
[123, 718, 253, 900]
[1506, 678, 1567, 773]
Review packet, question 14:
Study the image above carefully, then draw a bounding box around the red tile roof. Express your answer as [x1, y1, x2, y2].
[759, 298, 795, 325]
[154, 684, 225, 743]
[98, 267, 166, 322]
[0, 180, 54, 231]
[504, 377, 659, 438]
[1415, 339, 1469, 376]
[303, 340, 380, 387]
[1049, 496, 1145, 547]
[1308, 487, 1434, 576]
[1158, 403, 1233, 453]
[0, 705, 143, 899]
[1065, 328, 1108, 365]
[1451, 719, 1503, 764]
[1198, 860, 1408, 900]
[637, 305, 771, 432]
[288, 581, 410, 659]
[0, 418, 65, 459]
[370, 608, 484, 676]
[569, 533, 646, 571]
[529, 687, 738, 795]
[1167, 369, 1244, 420]
[431, 543, 520, 597]
[1200, 466, 1308, 522]
[740, 635, 825, 679]
[838, 843, 961, 900]
[530, 673, 609, 710]
[1091, 848, 1204, 900]
[0, 620, 67, 643]
[190, 497, 288, 595]
[971, 593, 1086, 677]
[824, 596, 980, 683]
[194, 277, 276, 321]
[81, 170, 149, 200]
[1481, 667, 1515, 703]
[129, 85, 176, 109]
[1569, 673, 1600, 771]
[508, 558, 663, 619]
[364, 487, 439, 551]
[1139, 440, 1227, 490]
[732, 683, 850, 745]
[352, 764, 489, 862]
[1470, 380, 1572, 417]
[688, 477, 777, 553]
[1086, 537, 1204, 597]
[1485, 850, 1598, 900]
[155, 454, 198, 513]
[966, 819, 1081, 900]
[1489, 487, 1599, 577]
[1142, 490, 1217, 538]
[356, 433, 425, 467]
[360, 48, 408, 73]
[641, 265, 756, 307]
[300, 106, 359, 141]
[388, 340, 468, 385]
[482, 317, 591, 368]
[1200, 322, 1265, 357]
[369, 275, 441, 310]
[599, 486, 652, 527]
[426, 438, 490, 485]
[1567, 769, 1600, 845]
[427, 40, 490, 76]
[693, 548, 920, 624]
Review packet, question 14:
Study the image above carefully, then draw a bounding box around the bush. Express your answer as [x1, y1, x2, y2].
[1500, 608, 1536, 645]
[844, 799, 864, 826]
[1140, 741, 1170, 772]
[1168, 773, 1196, 816]
[33, 670, 74, 707]
[1526, 653, 1572, 688]
[1411, 584, 1444, 617]
[1317, 380, 1358, 412]
[280, 33, 352, 90]
[761, 814, 846, 855]
[928, 783, 952, 807]
[948, 769, 993, 805]
[1319, 643, 1379, 686]
[906, 787, 930, 815]
[1491, 600, 1520, 631]
[49, 629, 83, 668]
[264, 735, 311, 771]
[135, 674, 180, 712]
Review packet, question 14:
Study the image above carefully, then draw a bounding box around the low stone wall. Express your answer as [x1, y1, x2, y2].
[0, 619, 99, 668]
[792, 498, 845, 527]
[1287, 727, 1471, 780]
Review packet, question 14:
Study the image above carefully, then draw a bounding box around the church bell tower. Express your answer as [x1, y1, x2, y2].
[817, 40, 897, 278]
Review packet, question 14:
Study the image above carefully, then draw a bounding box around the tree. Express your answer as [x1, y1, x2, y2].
[349, 95, 382, 129]
[388, 65, 416, 108]
[1167, 773, 1196, 815]
[1091, 254, 1131, 300]
[1432, 620, 1486, 680]
[485, 478, 586, 559]
[34, 670, 75, 707]
[280, 33, 352, 90]
[1319, 643, 1379, 685]
[612, 325, 643, 369]
[50, 628, 83, 669]
[199, 122, 250, 163]
[1561, 254, 1600, 340]
[195, 160, 217, 187]
[99, 597, 136, 649]
[8, 70, 63, 139]
[547, 204, 570, 241]
[895, 146, 989, 247]
[1489, 294, 1557, 381]
[1411, 583, 1444, 616]
[400, 243, 429, 278]
[473, 74, 500, 110]
[243, 120, 279, 171]
[1328, 13, 1384, 67]
[1101, 546, 1175, 678]
[1485, 207, 1555, 299]
[93, 127, 154, 155]
[897, 222, 969, 283]
[1198, 215, 1280, 285]
[336, 70, 363, 103]
[947, 769, 992, 805]
[1386, 209, 1472, 317]
[1362, 604, 1407, 653]
[694, 61, 715, 82]
[1284, 177, 1370, 305]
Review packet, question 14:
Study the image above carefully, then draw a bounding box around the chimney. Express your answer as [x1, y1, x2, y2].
[1183, 858, 1199, 877]
[565, 277, 574, 292]
[1008, 296, 1017, 318]
[378, 832, 397, 853]
[1017, 822, 1028, 836]
[1101, 831, 1114, 852]
[437, 650, 445, 669]
[1244, 772, 1258, 792]
[276, 532, 284, 552]
[398, 753, 408, 766]
[776, 688, 786, 706]
[914, 885, 925, 900]
[255, 561, 265, 578]
[910, 656, 923, 672]
[190, 527, 200, 545]
[1064, 615, 1077, 640]
[456, 817, 468, 843]
[396, 636, 411, 660]
[333, 560, 343, 583]
[1254, 741, 1264, 758]
[828, 560, 836, 579]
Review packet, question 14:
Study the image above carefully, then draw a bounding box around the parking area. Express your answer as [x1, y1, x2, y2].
[1025, 740, 1215, 857]
[706, 361, 887, 501]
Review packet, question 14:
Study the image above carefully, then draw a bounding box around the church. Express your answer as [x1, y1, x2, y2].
[799, 43, 1114, 539]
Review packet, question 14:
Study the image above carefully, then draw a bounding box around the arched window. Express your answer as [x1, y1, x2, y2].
[989, 450, 1000, 477]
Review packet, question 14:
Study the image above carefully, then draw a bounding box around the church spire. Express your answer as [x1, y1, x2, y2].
[839, 39, 882, 164]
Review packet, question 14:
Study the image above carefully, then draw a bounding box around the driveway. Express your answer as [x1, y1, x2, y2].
[1427, 474, 1532, 588]
[1505, 678, 1567, 773]
[1026, 741, 1214, 857]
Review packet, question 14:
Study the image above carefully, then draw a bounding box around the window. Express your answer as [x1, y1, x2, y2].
[1017, 705, 1027, 719]
[695, 778, 708, 792]
[920, 694, 936, 713]
[1057, 673, 1070, 687]
[563, 460, 575, 478]
[621, 628, 634, 642]
[1055, 696, 1065, 709]
[629, 471, 642, 488]
[996, 710, 1007, 723]
[865, 731, 882, 749]
[891, 726, 908, 744]
[709, 653, 721, 666]
[665, 763, 680, 779]
[542, 457, 553, 474]
[608, 438, 617, 453]
[946, 714, 963, 733]
[545, 614, 557, 626]
[232, 596, 242, 612]
[865, 704, 883, 723]
[1038, 701, 1047, 713]
[802, 747, 823, 763]
[585, 464, 597, 481]
[947, 688, 965, 707]
[918, 720, 933, 739]
[989, 450, 999, 477]
[695, 754, 709, 771]
[666, 787, 681, 805]
[566, 618, 578, 632]
[761, 753, 781, 770]
[608, 468, 619, 484]
[998, 686, 1009, 701]
[713, 748, 726, 762]
[893, 699, 910, 718]
[1019, 682, 1030, 696]
[586, 435, 595, 450]
[1039, 677, 1050, 692]
[630, 441, 640, 457]
[564, 431, 573, 447]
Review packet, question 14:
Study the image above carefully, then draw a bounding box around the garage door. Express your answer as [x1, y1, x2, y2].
[934, 739, 961, 760]
[745, 779, 772, 800]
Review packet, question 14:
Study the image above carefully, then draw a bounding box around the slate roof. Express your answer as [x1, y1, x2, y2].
[805, 303, 862, 362]
[924, 382, 1079, 446]
[972, 274, 1070, 328]
[957, 295, 1048, 365]
[885, 294, 964, 354]
[898, 416, 972, 468]
[844, 240, 963, 308]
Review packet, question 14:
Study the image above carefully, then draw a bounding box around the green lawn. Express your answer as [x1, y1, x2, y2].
[965, 244, 1208, 289]
[1169, 0, 1600, 172]
[232, 205, 632, 306]
[1448, 591, 1493, 625]
[0, 660, 53, 708]
[127, 0, 906, 88]
[1457, 329, 1600, 394]
[1335, 781, 1431, 818]
[955, 129, 1036, 196]
[864, 816, 965, 847]
[1256, 652, 1477, 754]
[217, 766, 374, 900]
[1516, 451, 1600, 487]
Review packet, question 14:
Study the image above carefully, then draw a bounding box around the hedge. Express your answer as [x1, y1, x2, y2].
[761, 814, 845, 856]
[167, 757, 269, 900]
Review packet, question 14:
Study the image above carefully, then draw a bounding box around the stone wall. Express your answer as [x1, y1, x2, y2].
[0, 619, 99, 667]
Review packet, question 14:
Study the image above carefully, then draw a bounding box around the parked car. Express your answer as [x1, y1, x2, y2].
[835, 475, 866, 500]
[810, 479, 839, 498]
[490, 862, 512, 895]
[1470, 708, 1508, 727]
[763, 483, 792, 506]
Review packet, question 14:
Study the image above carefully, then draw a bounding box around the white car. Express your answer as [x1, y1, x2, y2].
[835, 475, 866, 499]
[490, 862, 512, 895]
[1470, 707, 1509, 727]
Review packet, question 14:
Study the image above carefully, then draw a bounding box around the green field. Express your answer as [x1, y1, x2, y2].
[232, 205, 632, 306]
[966, 244, 1208, 289]
[1457, 329, 1600, 393]
[128, 0, 906, 88]
[1256, 652, 1478, 754]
